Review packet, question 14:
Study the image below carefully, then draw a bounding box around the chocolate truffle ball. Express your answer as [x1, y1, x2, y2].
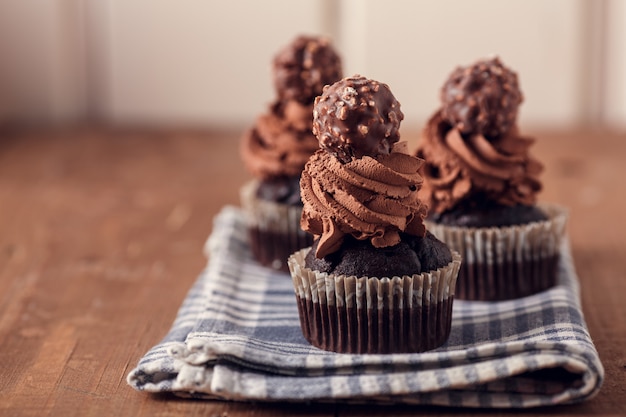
[273, 35, 342, 104]
[440, 57, 523, 139]
[312, 75, 404, 163]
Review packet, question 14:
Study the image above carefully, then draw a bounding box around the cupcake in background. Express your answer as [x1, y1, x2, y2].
[288, 75, 461, 354]
[416, 57, 567, 301]
[240, 35, 342, 271]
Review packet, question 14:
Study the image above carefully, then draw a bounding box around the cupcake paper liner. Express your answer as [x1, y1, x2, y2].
[240, 180, 313, 272]
[426, 203, 568, 301]
[288, 248, 462, 354]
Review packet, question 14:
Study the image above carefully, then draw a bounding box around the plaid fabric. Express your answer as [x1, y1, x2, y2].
[127, 206, 603, 408]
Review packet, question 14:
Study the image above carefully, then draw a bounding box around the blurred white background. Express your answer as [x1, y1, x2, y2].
[0, 0, 624, 131]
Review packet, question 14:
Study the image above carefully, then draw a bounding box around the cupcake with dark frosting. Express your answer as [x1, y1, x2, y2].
[288, 75, 461, 354]
[240, 35, 342, 271]
[416, 57, 567, 301]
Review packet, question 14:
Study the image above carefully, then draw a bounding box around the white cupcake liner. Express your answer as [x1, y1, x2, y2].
[240, 180, 313, 272]
[288, 248, 462, 354]
[425, 203, 568, 301]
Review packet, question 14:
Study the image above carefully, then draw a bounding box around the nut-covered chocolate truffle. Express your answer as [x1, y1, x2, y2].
[273, 35, 342, 104]
[312, 75, 404, 163]
[440, 57, 523, 139]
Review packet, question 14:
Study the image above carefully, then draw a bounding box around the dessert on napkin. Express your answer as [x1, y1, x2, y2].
[416, 57, 567, 301]
[289, 75, 461, 353]
[240, 35, 343, 271]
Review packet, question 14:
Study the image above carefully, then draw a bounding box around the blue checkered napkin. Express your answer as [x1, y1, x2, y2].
[127, 206, 604, 408]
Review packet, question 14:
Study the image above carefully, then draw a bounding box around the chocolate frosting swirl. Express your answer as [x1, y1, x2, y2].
[301, 142, 427, 258]
[417, 110, 543, 214]
[241, 36, 342, 180]
[240, 100, 320, 179]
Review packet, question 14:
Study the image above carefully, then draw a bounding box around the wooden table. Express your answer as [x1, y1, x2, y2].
[0, 127, 624, 416]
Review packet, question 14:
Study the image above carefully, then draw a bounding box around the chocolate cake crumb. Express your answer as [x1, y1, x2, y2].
[305, 232, 451, 278]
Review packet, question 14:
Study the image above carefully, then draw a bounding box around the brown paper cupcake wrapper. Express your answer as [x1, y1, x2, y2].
[240, 180, 313, 272]
[426, 203, 568, 301]
[288, 249, 462, 354]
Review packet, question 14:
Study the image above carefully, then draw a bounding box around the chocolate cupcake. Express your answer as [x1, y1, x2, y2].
[288, 75, 461, 354]
[416, 57, 567, 301]
[240, 35, 342, 271]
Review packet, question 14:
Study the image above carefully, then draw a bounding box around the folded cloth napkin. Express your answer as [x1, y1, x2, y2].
[127, 206, 604, 408]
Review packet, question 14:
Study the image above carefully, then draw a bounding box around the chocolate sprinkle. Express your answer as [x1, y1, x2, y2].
[440, 57, 523, 139]
[312, 75, 404, 163]
[273, 35, 342, 104]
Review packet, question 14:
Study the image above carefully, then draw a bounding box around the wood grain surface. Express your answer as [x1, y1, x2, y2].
[0, 127, 624, 416]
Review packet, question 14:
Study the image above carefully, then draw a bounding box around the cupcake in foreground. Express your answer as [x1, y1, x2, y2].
[288, 75, 461, 354]
[416, 57, 567, 301]
[240, 35, 342, 271]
